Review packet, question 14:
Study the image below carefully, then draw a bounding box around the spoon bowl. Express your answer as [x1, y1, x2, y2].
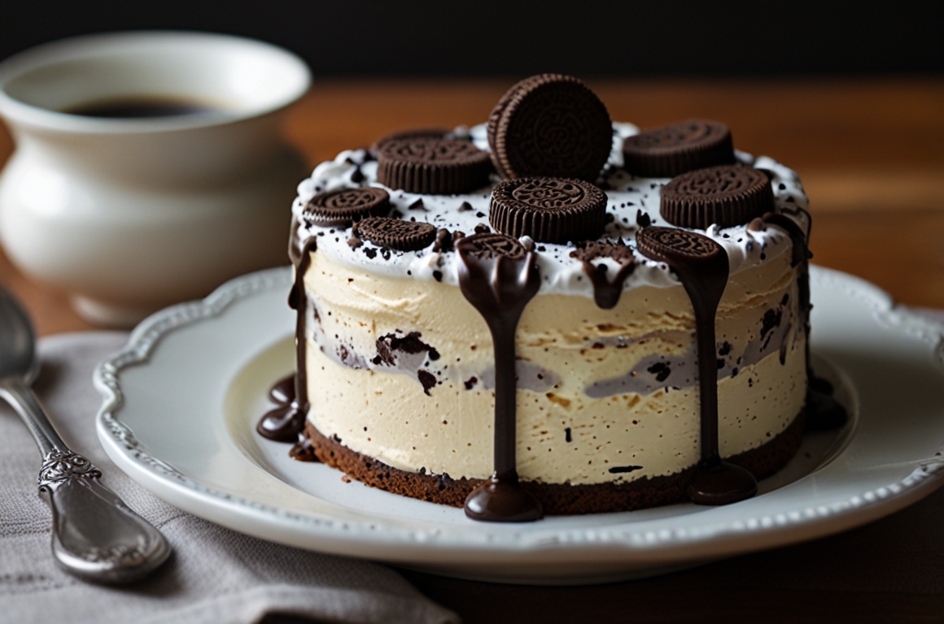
[0, 288, 39, 383]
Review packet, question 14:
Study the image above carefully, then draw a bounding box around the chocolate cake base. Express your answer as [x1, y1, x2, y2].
[304, 409, 806, 515]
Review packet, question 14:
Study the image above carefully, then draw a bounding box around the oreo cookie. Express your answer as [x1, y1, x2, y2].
[371, 127, 449, 152]
[377, 137, 491, 195]
[455, 232, 529, 259]
[304, 187, 391, 227]
[354, 216, 437, 251]
[622, 120, 735, 178]
[660, 165, 774, 230]
[488, 74, 612, 182]
[489, 177, 607, 244]
[635, 226, 728, 284]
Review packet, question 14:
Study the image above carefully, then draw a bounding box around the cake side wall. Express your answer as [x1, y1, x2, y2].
[302, 248, 806, 485]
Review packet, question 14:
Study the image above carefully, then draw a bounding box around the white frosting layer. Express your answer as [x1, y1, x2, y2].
[291, 122, 810, 297]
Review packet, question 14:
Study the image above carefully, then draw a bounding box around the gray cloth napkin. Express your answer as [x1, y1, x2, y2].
[0, 332, 459, 624]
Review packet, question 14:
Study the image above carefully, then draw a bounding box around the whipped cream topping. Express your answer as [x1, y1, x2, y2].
[291, 122, 810, 297]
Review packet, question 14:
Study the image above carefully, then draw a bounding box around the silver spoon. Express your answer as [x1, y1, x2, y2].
[0, 287, 171, 583]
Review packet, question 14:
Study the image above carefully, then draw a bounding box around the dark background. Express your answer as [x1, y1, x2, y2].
[1, 0, 941, 77]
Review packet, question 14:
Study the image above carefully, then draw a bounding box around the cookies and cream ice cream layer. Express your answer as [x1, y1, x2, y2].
[302, 249, 804, 484]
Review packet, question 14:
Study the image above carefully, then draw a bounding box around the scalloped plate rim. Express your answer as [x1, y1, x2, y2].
[93, 264, 944, 580]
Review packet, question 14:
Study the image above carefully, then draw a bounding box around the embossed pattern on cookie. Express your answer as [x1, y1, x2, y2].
[456, 232, 529, 259]
[371, 127, 450, 152]
[303, 187, 391, 227]
[377, 137, 492, 195]
[660, 164, 774, 230]
[488, 74, 612, 182]
[354, 216, 437, 251]
[622, 119, 735, 178]
[489, 176, 607, 244]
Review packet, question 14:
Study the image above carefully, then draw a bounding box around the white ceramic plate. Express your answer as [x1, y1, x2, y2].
[95, 266, 944, 584]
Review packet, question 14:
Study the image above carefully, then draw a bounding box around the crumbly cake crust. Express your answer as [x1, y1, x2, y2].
[304, 408, 805, 515]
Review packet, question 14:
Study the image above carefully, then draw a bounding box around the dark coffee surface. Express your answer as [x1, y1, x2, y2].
[64, 97, 220, 119]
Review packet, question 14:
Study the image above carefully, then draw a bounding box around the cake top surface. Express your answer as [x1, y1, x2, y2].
[290, 121, 809, 297]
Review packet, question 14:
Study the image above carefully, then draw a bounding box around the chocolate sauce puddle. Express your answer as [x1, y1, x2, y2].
[762, 212, 847, 430]
[256, 374, 317, 462]
[636, 227, 757, 505]
[256, 374, 304, 442]
[456, 234, 543, 522]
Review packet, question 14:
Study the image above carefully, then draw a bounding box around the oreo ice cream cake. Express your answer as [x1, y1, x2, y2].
[258, 74, 845, 522]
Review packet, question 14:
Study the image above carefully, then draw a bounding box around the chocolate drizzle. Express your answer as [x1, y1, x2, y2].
[583, 261, 637, 309]
[570, 241, 637, 309]
[763, 211, 847, 430]
[456, 233, 543, 522]
[258, 229, 317, 448]
[290, 237, 317, 414]
[636, 227, 757, 505]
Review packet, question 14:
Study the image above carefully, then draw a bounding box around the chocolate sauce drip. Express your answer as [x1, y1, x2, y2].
[635, 227, 757, 505]
[456, 234, 543, 522]
[581, 260, 637, 309]
[289, 237, 318, 418]
[763, 211, 848, 430]
[257, 230, 318, 449]
[570, 241, 638, 309]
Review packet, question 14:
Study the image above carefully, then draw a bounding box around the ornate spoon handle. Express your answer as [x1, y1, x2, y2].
[0, 380, 171, 583]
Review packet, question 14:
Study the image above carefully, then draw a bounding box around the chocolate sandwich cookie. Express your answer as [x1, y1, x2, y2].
[371, 127, 450, 153]
[660, 165, 774, 230]
[304, 187, 391, 227]
[455, 232, 529, 259]
[377, 137, 491, 195]
[622, 119, 735, 178]
[489, 176, 607, 244]
[488, 74, 612, 182]
[354, 216, 437, 251]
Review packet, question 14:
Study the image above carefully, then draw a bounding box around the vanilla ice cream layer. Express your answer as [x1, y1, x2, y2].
[305, 333, 805, 485]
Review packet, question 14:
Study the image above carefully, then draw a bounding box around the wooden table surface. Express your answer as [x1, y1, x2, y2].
[2, 78, 943, 622]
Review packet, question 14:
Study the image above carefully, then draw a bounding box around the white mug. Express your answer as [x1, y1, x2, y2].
[0, 31, 311, 326]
